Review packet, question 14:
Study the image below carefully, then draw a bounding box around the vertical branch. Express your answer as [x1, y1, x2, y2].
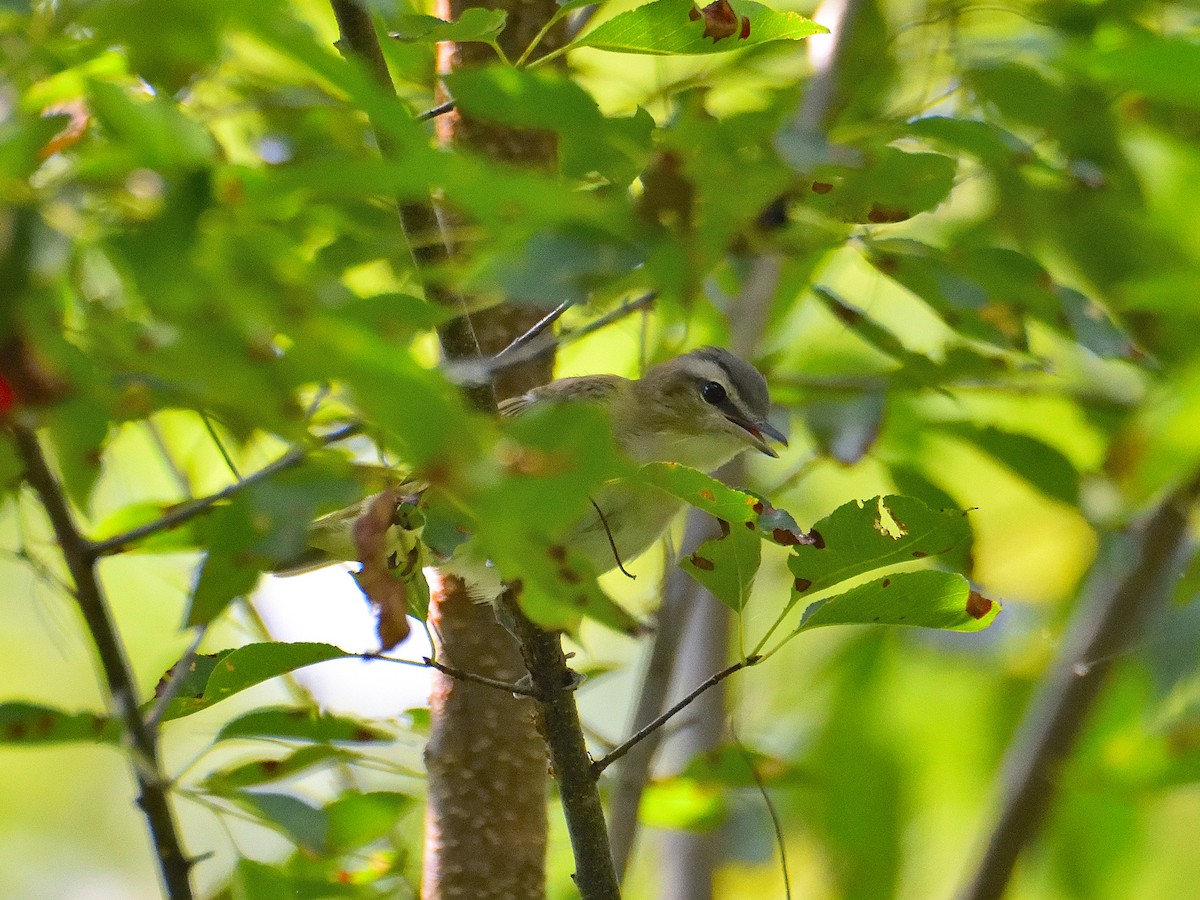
[960, 474, 1200, 900]
[11, 423, 194, 900]
[509, 600, 622, 900]
[328, 4, 611, 899]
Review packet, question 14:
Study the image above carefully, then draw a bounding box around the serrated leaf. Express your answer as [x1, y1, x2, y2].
[576, 0, 824, 56]
[785, 495, 970, 616]
[795, 569, 999, 633]
[680, 521, 761, 611]
[156, 643, 355, 721]
[390, 8, 507, 45]
[204, 745, 351, 793]
[0, 702, 119, 745]
[216, 706, 392, 743]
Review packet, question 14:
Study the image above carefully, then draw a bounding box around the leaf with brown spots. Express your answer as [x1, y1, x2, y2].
[151, 643, 353, 722]
[689, 0, 746, 43]
[794, 570, 999, 633]
[680, 521, 761, 611]
[576, 0, 824, 57]
[637, 463, 815, 548]
[785, 495, 970, 615]
[0, 702, 120, 745]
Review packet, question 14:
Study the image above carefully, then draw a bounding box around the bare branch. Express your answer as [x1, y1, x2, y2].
[418, 100, 456, 121]
[11, 423, 195, 900]
[592, 657, 759, 778]
[91, 422, 360, 558]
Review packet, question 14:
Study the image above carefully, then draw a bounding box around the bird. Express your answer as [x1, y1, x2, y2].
[279, 346, 786, 602]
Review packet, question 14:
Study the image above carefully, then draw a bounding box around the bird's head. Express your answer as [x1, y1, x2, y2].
[625, 346, 787, 468]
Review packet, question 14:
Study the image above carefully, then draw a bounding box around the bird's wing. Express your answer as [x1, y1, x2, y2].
[498, 375, 625, 418]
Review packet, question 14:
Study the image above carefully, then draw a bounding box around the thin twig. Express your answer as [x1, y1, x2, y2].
[11, 423, 195, 900]
[418, 100, 456, 121]
[731, 723, 791, 900]
[359, 653, 540, 697]
[445, 291, 658, 386]
[90, 423, 360, 557]
[589, 498, 635, 579]
[491, 300, 574, 366]
[592, 657, 759, 777]
[199, 413, 241, 481]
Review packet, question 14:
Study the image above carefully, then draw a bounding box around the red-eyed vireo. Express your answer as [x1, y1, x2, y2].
[280, 347, 786, 599]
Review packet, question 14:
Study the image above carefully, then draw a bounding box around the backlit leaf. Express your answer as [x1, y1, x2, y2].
[576, 0, 824, 56]
[795, 569, 999, 633]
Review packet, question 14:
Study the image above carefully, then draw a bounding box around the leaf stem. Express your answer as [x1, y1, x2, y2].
[515, 8, 570, 67]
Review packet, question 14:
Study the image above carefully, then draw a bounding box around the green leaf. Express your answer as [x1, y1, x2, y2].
[935, 423, 1080, 505]
[636, 463, 811, 547]
[186, 458, 360, 625]
[325, 791, 413, 852]
[803, 148, 957, 224]
[156, 643, 355, 721]
[472, 224, 644, 306]
[390, 8, 507, 45]
[43, 397, 110, 512]
[1078, 31, 1200, 112]
[795, 569, 999, 633]
[679, 744, 800, 787]
[637, 462, 763, 523]
[680, 520, 761, 611]
[204, 745, 351, 792]
[216, 706, 392, 743]
[576, 0, 824, 57]
[0, 702, 119, 745]
[237, 791, 328, 853]
[785, 495, 971, 615]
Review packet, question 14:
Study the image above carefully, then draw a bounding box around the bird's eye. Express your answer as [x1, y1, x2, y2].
[700, 381, 727, 405]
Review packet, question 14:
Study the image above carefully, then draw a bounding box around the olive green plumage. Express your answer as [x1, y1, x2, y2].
[278, 347, 785, 599]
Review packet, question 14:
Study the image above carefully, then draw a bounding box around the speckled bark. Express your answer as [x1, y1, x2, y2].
[421, 2, 569, 897]
[422, 576, 549, 899]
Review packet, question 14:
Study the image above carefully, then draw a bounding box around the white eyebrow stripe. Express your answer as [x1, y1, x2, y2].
[677, 358, 744, 404]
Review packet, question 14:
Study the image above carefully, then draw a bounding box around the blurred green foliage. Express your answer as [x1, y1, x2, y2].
[4, 0, 1200, 898]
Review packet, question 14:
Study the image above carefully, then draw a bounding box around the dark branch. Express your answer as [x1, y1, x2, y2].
[445, 291, 658, 387]
[418, 100, 457, 121]
[503, 594, 622, 899]
[491, 300, 574, 367]
[592, 657, 759, 778]
[12, 423, 195, 900]
[91, 423, 360, 557]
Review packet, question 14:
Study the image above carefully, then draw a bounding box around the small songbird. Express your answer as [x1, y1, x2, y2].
[281, 346, 786, 598]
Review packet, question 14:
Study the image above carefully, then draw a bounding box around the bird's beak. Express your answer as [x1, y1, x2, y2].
[728, 416, 789, 458]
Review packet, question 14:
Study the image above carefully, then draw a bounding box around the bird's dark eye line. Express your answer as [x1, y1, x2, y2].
[700, 380, 727, 405]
